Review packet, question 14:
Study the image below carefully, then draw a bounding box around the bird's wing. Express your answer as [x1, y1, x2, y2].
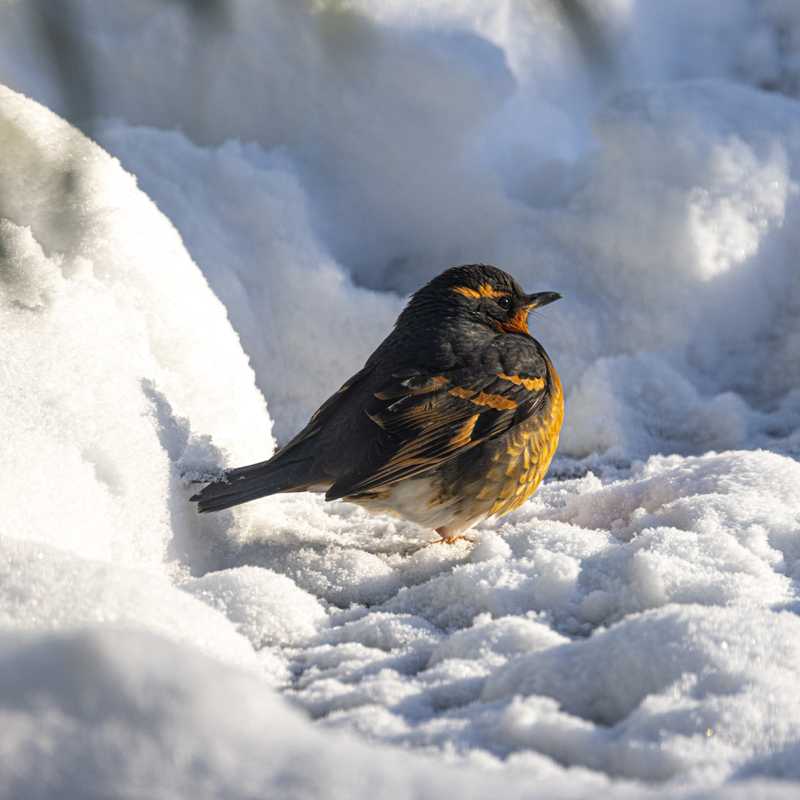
[274, 365, 374, 453]
[326, 354, 550, 500]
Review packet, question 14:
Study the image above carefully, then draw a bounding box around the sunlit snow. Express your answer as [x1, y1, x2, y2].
[1, 2, 800, 798]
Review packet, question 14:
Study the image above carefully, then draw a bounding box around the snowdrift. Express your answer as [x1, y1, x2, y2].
[1, 1, 800, 798]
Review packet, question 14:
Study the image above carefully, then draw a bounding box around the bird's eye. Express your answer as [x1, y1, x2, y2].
[497, 296, 512, 310]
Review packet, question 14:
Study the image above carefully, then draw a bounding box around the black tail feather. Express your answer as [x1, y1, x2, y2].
[190, 456, 313, 513]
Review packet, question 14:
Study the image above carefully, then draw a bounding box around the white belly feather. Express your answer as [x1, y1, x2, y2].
[350, 476, 489, 534]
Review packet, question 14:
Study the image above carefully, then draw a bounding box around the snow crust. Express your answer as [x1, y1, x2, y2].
[1, 2, 800, 798]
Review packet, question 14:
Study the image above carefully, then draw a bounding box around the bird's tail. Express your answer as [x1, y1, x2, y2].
[190, 455, 314, 513]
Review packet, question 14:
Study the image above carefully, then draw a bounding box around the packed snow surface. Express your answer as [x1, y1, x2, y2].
[1, 1, 800, 798]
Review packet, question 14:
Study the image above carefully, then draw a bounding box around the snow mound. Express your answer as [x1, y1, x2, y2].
[90, 74, 800, 459]
[482, 605, 800, 781]
[0, 627, 513, 800]
[0, 84, 272, 568]
[0, 538, 256, 669]
[94, 124, 403, 442]
[183, 566, 328, 649]
[2, 3, 800, 798]
[3, 626, 797, 800]
[3, 4, 796, 455]
[202, 449, 798, 789]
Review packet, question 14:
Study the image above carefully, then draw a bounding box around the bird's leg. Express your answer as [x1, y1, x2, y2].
[434, 527, 470, 545]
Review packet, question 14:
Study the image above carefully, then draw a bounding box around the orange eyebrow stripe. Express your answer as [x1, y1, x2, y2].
[498, 373, 545, 391]
[452, 283, 509, 300]
[451, 286, 481, 299]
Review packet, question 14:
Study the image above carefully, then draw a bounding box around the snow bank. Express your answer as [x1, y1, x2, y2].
[479, 605, 800, 783]
[93, 124, 403, 441]
[276, 450, 800, 786]
[0, 84, 272, 567]
[183, 565, 329, 649]
[3, 626, 799, 800]
[3, 2, 791, 453]
[0, 539, 255, 669]
[92, 80, 800, 455]
[2, 2, 800, 798]
[0, 85, 272, 667]
[0, 628, 593, 800]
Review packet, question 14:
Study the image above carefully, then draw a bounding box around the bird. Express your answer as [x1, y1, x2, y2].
[191, 264, 563, 541]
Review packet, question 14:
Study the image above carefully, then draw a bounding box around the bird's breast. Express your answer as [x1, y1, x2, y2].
[475, 362, 564, 517]
[343, 358, 564, 533]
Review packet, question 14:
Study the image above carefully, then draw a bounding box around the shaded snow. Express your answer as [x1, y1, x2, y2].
[1, 2, 800, 798]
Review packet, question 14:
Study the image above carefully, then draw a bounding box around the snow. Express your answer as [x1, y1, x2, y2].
[1, 1, 800, 798]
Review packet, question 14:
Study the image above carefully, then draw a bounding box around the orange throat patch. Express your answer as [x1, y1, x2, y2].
[499, 306, 532, 335]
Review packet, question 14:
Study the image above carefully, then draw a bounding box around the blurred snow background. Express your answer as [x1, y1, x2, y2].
[1, 1, 800, 797]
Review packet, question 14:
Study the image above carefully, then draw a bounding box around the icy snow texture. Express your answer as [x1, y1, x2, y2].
[1, 1, 800, 798]
[4, 0, 800, 449]
[5, 0, 796, 452]
[0, 83, 272, 677]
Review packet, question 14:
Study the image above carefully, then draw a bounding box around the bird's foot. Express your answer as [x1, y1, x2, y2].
[433, 528, 472, 545]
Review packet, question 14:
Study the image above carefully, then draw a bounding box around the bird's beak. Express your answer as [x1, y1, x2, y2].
[523, 291, 562, 310]
[499, 291, 562, 335]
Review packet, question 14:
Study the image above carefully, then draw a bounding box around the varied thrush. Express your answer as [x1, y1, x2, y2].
[192, 265, 563, 540]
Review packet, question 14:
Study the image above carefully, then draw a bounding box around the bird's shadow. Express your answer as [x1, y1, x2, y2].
[142, 378, 479, 605]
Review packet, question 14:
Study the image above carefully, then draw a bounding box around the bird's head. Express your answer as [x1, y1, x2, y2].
[401, 264, 561, 336]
